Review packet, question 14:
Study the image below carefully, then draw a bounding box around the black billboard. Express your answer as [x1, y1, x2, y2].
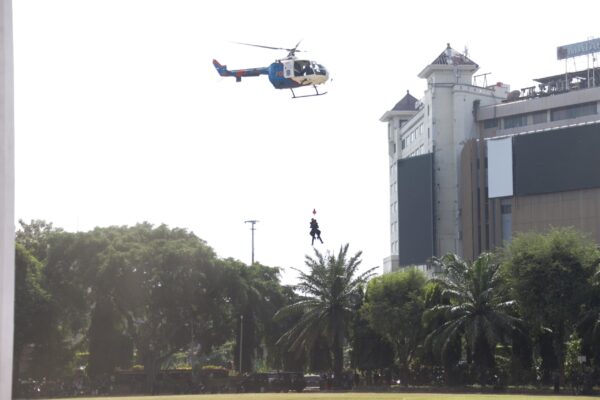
[397, 153, 434, 266]
[513, 124, 600, 196]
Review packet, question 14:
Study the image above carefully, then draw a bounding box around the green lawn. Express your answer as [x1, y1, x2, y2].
[51, 393, 598, 400]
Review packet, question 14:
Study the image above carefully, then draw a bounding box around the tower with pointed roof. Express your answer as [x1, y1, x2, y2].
[380, 44, 507, 274]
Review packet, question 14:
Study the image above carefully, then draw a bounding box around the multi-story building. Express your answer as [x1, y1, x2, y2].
[381, 42, 600, 274]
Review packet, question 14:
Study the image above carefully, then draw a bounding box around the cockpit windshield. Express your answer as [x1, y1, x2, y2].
[314, 63, 327, 76]
[294, 60, 328, 77]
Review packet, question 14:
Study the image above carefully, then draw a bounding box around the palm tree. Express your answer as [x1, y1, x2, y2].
[423, 253, 521, 384]
[275, 244, 377, 386]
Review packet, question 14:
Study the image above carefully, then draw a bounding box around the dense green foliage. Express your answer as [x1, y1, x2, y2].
[13, 220, 296, 395]
[12, 222, 600, 395]
[361, 268, 427, 382]
[502, 228, 599, 385]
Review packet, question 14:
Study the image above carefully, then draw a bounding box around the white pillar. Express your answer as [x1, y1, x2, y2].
[0, 0, 15, 398]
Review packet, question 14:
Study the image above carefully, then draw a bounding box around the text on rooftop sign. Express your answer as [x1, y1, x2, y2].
[557, 38, 600, 60]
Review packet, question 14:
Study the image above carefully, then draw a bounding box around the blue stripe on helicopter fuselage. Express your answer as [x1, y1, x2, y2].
[212, 59, 269, 78]
[233, 67, 269, 78]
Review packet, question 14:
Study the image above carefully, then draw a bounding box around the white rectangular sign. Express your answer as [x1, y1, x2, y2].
[487, 137, 513, 198]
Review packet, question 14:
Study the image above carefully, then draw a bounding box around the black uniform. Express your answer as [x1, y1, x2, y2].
[310, 218, 323, 245]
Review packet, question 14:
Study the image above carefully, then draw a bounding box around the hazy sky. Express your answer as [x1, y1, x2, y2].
[12, 0, 600, 284]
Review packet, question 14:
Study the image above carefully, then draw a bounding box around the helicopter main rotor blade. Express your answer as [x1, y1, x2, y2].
[232, 41, 303, 54]
[287, 40, 303, 57]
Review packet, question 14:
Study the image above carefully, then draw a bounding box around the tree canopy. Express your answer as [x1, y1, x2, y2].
[275, 244, 377, 386]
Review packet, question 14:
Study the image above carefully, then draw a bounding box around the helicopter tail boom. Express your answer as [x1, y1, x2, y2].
[212, 59, 268, 82]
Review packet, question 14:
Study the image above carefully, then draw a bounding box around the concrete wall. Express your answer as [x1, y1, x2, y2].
[431, 81, 457, 257]
[0, 0, 15, 397]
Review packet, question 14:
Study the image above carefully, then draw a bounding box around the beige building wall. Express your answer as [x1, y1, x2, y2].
[459, 138, 504, 260]
[512, 189, 600, 240]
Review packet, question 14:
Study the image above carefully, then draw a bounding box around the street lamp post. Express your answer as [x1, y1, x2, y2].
[239, 315, 244, 374]
[244, 220, 258, 265]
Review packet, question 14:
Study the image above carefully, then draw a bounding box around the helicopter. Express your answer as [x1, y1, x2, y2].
[212, 41, 329, 98]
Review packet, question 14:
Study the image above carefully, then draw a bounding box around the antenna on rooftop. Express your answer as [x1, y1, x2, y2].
[473, 72, 491, 87]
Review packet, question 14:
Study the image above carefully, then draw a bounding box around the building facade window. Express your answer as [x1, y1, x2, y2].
[532, 111, 547, 124]
[503, 114, 527, 129]
[551, 102, 597, 121]
[483, 118, 498, 129]
[407, 145, 425, 158]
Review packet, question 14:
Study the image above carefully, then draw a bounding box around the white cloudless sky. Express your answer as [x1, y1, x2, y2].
[12, 0, 600, 284]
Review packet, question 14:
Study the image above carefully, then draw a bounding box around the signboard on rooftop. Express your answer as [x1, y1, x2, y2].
[557, 38, 600, 60]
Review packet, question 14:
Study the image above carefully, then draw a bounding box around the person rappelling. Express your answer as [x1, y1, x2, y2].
[310, 218, 323, 245]
[310, 212, 323, 246]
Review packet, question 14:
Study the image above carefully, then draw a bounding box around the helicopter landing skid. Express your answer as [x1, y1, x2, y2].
[290, 86, 327, 99]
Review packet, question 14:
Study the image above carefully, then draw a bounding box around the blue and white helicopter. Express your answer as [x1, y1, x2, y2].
[213, 41, 329, 98]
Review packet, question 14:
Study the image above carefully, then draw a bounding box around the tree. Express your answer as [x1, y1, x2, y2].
[38, 223, 231, 392]
[350, 286, 395, 375]
[360, 268, 427, 383]
[16, 219, 62, 262]
[16, 226, 89, 382]
[424, 253, 522, 384]
[105, 223, 228, 393]
[576, 271, 600, 374]
[221, 259, 291, 373]
[275, 244, 377, 386]
[13, 244, 52, 390]
[421, 280, 463, 385]
[87, 297, 133, 380]
[502, 227, 599, 390]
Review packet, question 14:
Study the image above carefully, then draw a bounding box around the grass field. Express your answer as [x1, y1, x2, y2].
[52, 393, 599, 400]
